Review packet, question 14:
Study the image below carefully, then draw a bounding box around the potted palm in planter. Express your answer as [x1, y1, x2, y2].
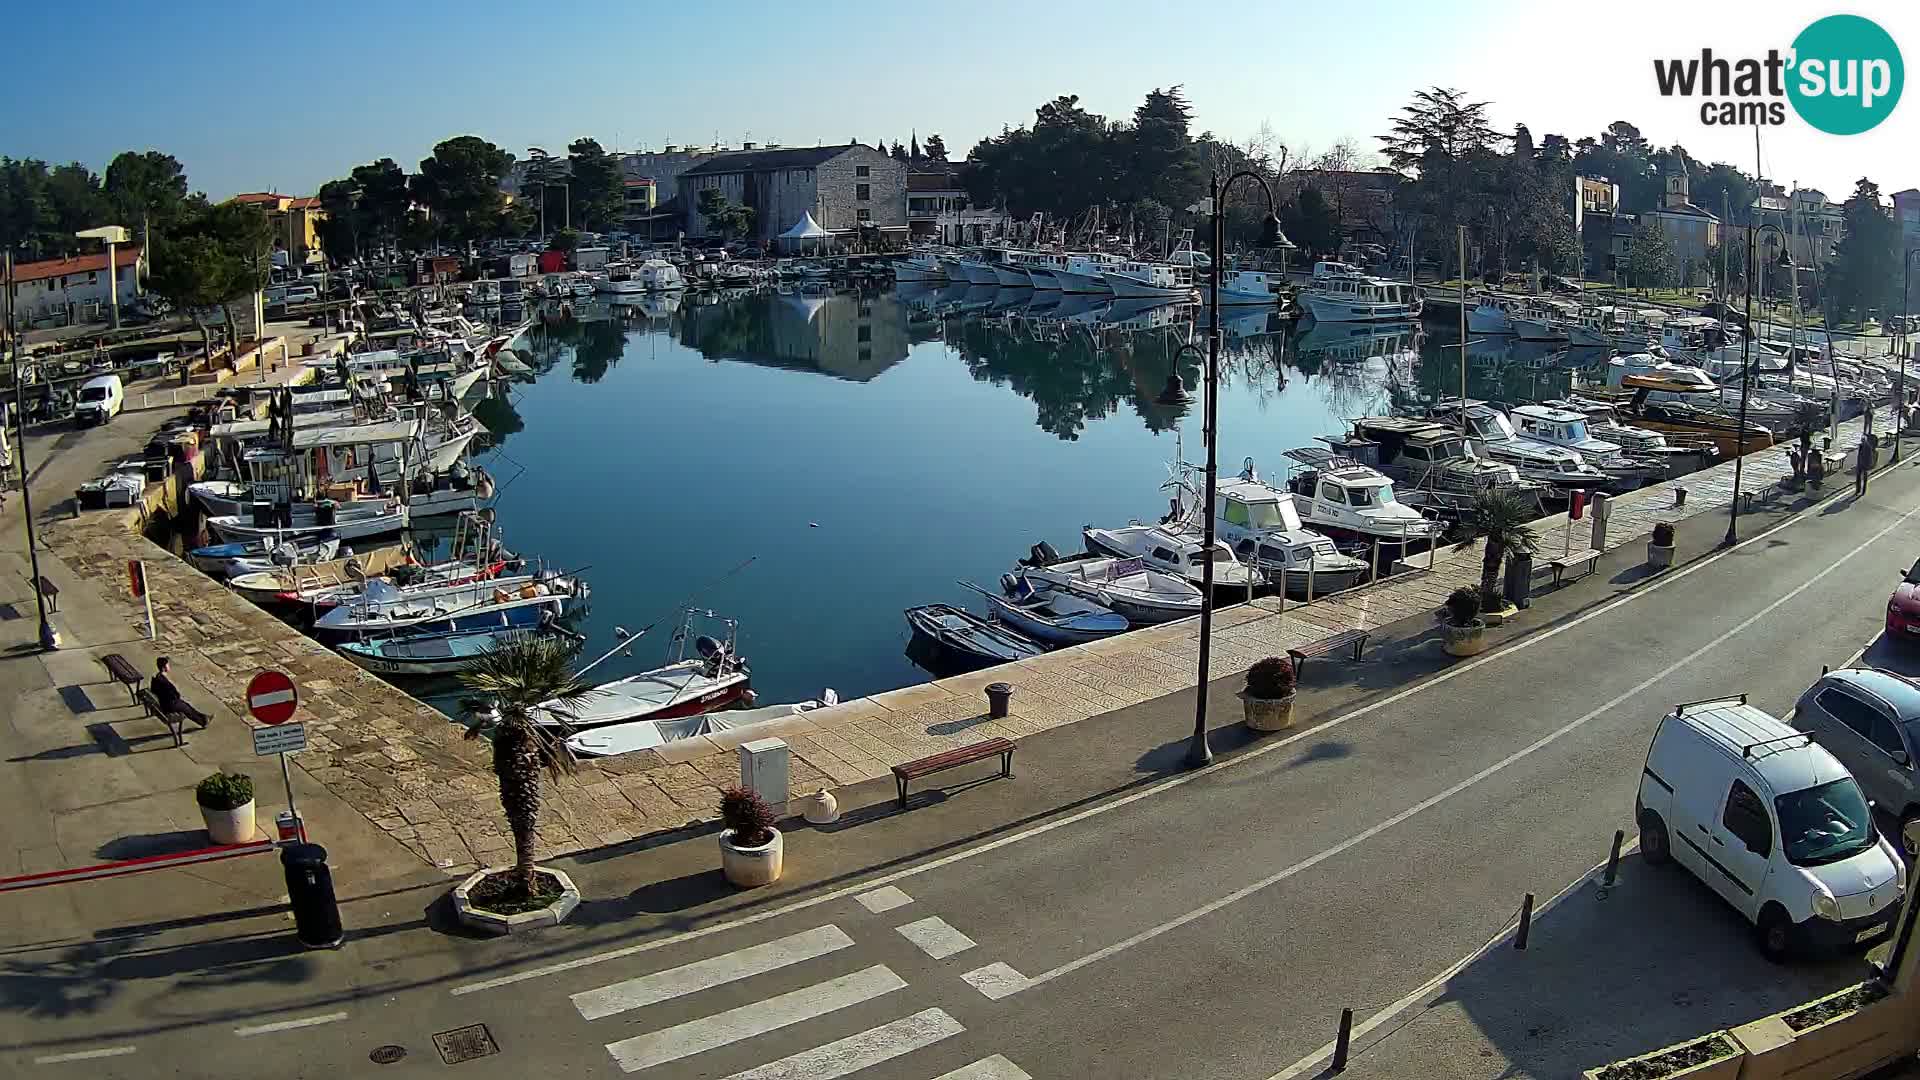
[1240, 656, 1298, 732]
[197, 771, 256, 844]
[1475, 489, 1539, 622]
[449, 636, 589, 935]
[719, 786, 784, 887]
[1648, 521, 1676, 569]
[1441, 586, 1486, 657]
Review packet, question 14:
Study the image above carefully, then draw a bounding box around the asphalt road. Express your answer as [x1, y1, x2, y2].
[11, 446, 1920, 1078]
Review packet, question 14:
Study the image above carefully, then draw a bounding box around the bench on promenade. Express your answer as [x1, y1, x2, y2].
[36, 575, 58, 612]
[134, 688, 188, 749]
[1287, 629, 1370, 680]
[1545, 548, 1602, 587]
[893, 737, 1015, 809]
[100, 653, 143, 704]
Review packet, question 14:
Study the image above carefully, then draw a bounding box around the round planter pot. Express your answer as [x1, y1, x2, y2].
[1240, 690, 1297, 732]
[201, 799, 257, 844]
[450, 866, 582, 936]
[1647, 542, 1675, 569]
[720, 828, 784, 888]
[800, 789, 840, 825]
[1443, 621, 1487, 658]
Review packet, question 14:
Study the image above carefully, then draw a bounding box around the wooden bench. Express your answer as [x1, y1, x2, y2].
[100, 652, 143, 704]
[134, 688, 188, 749]
[893, 737, 1015, 808]
[36, 575, 58, 612]
[1545, 548, 1602, 587]
[1287, 629, 1370, 679]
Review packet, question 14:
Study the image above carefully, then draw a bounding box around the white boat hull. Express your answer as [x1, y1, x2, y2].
[209, 506, 407, 544]
[1467, 308, 1514, 335]
[1053, 269, 1112, 294]
[597, 280, 646, 296]
[991, 264, 1030, 288]
[954, 261, 998, 285]
[895, 263, 947, 283]
[1302, 293, 1418, 323]
[1512, 318, 1568, 343]
[1104, 273, 1192, 300]
[1025, 269, 1061, 291]
[425, 428, 479, 471]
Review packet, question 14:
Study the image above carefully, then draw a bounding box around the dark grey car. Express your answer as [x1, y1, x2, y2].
[1794, 668, 1920, 853]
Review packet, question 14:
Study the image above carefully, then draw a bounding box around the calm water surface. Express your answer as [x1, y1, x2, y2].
[463, 286, 1589, 706]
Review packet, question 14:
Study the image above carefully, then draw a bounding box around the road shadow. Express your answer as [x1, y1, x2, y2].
[1340, 855, 1870, 1078]
[96, 831, 210, 861]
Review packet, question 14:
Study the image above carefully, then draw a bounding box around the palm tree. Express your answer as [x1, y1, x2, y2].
[458, 636, 592, 896]
[1475, 488, 1540, 606]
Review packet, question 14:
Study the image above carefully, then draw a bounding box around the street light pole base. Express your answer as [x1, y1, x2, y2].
[37, 621, 60, 651]
[1185, 734, 1214, 769]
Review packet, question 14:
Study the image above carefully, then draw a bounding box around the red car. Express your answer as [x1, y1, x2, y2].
[1889, 560, 1920, 636]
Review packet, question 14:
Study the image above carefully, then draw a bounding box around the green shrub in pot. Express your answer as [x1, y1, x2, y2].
[196, 771, 254, 811]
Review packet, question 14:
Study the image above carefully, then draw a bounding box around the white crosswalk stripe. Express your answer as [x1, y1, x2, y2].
[604, 964, 907, 1073]
[894, 916, 976, 960]
[573, 925, 854, 1020]
[933, 1056, 1035, 1080]
[714, 1007, 964, 1080]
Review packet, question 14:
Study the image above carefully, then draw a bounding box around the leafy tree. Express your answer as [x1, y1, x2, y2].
[567, 138, 623, 232]
[1475, 488, 1539, 607]
[1828, 177, 1899, 321]
[350, 158, 410, 253]
[410, 136, 515, 245]
[1124, 86, 1201, 213]
[1280, 186, 1339, 256]
[147, 202, 271, 361]
[1627, 218, 1677, 291]
[522, 147, 567, 235]
[103, 150, 189, 247]
[697, 189, 754, 239]
[548, 227, 578, 254]
[923, 133, 948, 163]
[1691, 163, 1755, 226]
[146, 234, 232, 361]
[890, 141, 909, 162]
[457, 636, 590, 898]
[315, 179, 361, 259]
[1378, 87, 1503, 237]
[1703, 239, 1745, 297]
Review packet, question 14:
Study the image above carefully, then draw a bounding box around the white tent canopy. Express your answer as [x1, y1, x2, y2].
[779, 213, 831, 240]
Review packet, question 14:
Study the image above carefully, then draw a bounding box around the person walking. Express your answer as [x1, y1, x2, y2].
[1856, 431, 1877, 498]
[151, 657, 212, 728]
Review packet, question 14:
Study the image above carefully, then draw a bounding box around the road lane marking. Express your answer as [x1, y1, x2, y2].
[895, 916, 976, 959]
[960, 962, 1030, 1000]
[854, 886, 913, 913]
[998, 496, 1920, 997]
[716, 1007, 963, 1080]
[934, 1057, 1035, 1080]
[572, 925, 854, 1021]
[450, 471, 1915, 998]
[604, 964, 906, 1073]
[33, 1046, 137, 1064]
[233, 1012, 348, 1037]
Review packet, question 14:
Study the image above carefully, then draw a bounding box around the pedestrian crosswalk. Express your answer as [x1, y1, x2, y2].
[565, 907, 1034, 1078]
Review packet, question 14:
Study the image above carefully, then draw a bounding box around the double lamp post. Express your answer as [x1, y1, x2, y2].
[2, 251, 62, 651]
[1723, 221, 1794, 548]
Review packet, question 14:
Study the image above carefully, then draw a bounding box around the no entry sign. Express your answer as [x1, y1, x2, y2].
[246, 670, 299, 725]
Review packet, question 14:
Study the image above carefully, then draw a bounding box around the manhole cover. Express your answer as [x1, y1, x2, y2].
[369, 1045, 407, 1065]
[433, 1024, 499, 1065]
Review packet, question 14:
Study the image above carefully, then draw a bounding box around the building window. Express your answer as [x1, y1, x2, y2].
[856, 184, 870, 201]
[857, 209, 872, 222]
[856, 165, 870, 178]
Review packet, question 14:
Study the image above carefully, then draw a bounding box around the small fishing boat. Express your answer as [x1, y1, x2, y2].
[207, 499, 408, 544]
[1013, 544, 1202, 624]
[338, 624, 582, 677]
[904, 604, 1044, 669]
[311, 573, 582, 641]
[534, 615, 751, 730]
[1081, 524, 1266, 592]
[966, 578, 1128, 646]
[565, 691, 839, 758]
[188, 535, 343, 579]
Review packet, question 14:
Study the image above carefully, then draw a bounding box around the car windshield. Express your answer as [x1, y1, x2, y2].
[1775, 779, 1877, 866]
[79, 387, 107, 402]
[1906, 560, 1920, 585]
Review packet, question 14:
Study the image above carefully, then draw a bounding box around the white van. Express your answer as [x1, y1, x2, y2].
[74, 374, 124, 426]
[1636, 696, 1905, 960]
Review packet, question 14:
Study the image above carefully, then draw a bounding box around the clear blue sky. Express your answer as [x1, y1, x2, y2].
[7, 0, 1915, 200]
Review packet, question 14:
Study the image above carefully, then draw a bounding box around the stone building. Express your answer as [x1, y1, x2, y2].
[676, 144, 907, 247]
[1638, 163, 1720, 284]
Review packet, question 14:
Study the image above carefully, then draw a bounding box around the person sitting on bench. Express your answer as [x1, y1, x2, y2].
[152, 657, 212, 728]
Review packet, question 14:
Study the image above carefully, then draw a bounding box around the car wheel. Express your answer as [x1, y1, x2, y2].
[1757, 905, 1794, 963]
[1900, 807, 1920, 858]
[1639, 811, 1671, 865]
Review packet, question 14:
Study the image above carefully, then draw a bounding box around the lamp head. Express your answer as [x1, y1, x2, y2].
[1157, 372, 1190, 406]
[1773, 248, 1795, 270]
[1260, 213, 1292, 249]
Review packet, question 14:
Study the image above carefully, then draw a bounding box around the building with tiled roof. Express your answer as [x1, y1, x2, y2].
[228, 192, 328, 262]
[675, 143, 906, 246]
[8, 247, 143, 327]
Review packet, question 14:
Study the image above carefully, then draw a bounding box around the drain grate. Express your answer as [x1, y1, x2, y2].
[369, 1045, 407, 1065]
[432, 1024, 499, 1065]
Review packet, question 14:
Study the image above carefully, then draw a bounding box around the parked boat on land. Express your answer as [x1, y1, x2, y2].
[904, 604, 1045, 670]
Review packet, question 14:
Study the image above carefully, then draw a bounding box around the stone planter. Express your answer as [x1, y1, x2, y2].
[1647, 542, 1675, 569]
[800, 789, 840, 825]
[1481, 603, 1519, 626]
[451, 866, 581, 936]
[720, 828, 784, 888]
[1443, 621, 1487, 657]
[1240, 690, 1297, 732]
[200, 799, 257, 845]
[1581, 1032, 1741, 1080]
[1731, 983, 1904, 1080]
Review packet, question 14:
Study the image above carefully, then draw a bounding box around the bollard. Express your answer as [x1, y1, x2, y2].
[986, 682, 1013, 720]
[1330, 1007, 1354, 1072]
[1674, 486, 1687, 509]
[282, 842, 343, 948]
[1515, 892, 1535, 950]
[1370, 539, 1380, 584]
[1604, 830, 1624, 887]
[1307, 561, 1316, 604]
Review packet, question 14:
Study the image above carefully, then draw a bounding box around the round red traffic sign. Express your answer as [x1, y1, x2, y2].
[246, 669, 299, 725]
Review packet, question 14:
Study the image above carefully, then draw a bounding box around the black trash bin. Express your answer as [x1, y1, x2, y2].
[314, 500, 337, 528]
[1504, 551, 1534, 610]
[281, 842, 343, 948]
[986, 682, 1014, 720]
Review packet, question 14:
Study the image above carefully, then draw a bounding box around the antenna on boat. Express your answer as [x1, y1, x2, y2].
[571, 556, 757, 682]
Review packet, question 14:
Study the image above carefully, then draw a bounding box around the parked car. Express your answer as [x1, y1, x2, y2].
[1636, 695, 1905, 960]
[74, 374, 124, 426]
[1889, 560, 1920, 641]
[1794, 667, 1920, 852]
[283, 284, 320, 304]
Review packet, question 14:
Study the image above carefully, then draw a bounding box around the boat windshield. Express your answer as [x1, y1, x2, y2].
[1186, 546, 1233, 565]
[1246, 499, 1302, 531]
[1347, 485, 1394, 507]
[1775, 778, 1877, 867]
[1563, 420, 1591, 442]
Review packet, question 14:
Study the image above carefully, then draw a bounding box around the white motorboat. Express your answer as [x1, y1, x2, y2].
[1013, 545, 1202, 624]
[1206, 469, 1369, 597]
[1299, 261, 1421, 322]
[1321, 416, 1543, 517]
[187, 535, 344, 579]
[974, 577, 1129, 645]
[1543, 398, 1715, 473]
[1102, 260, 1195, 300]
[535, 614, 751, 730]
[1508, 404, 1667, 490]
[565, 691, 838, 758]
[595, 266, 647, 296]
[312, 572, 581, 641]
[1279, 448, 1446, 547]
[1428, 402, 1611, 491]
[987, 250, 1031, 288]
[639, 258, 686, 292]
[1511, 299, 1574, 342]
[1467, 293, 1521, 335]
[1010, 251, 1069, 290]
[1055, 253, 1125, 294]
[1215, 269, 1286, 306]
[209, 498, 408, 544]
[896, 252, 949, 283]
[1081, 523, 1265, 592]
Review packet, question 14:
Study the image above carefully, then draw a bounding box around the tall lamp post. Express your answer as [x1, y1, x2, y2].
[1898, 249, 1920, 461]
[1726, 221, 1792, 547]
[1156, 172, 1288, 769]
[3, 252, 60, 650]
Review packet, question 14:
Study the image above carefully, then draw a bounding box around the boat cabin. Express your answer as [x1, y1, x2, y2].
[1509, 404, 1596, 447]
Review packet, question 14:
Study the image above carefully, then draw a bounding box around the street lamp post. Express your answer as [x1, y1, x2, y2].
[1157, 172, 1288, 769]
[1899, 249, 1920, 461]
[3, 252, 60, 650]
[1726, 222, 1791, 547]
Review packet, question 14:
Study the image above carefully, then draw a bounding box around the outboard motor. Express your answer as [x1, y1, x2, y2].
[1022, 541, 1061, 568]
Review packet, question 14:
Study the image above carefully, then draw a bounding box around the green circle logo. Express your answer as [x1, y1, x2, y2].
[1788, 14, 1903, 134]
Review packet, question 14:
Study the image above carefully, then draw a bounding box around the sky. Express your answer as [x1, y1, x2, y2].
[5, 0, 1918, 202]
